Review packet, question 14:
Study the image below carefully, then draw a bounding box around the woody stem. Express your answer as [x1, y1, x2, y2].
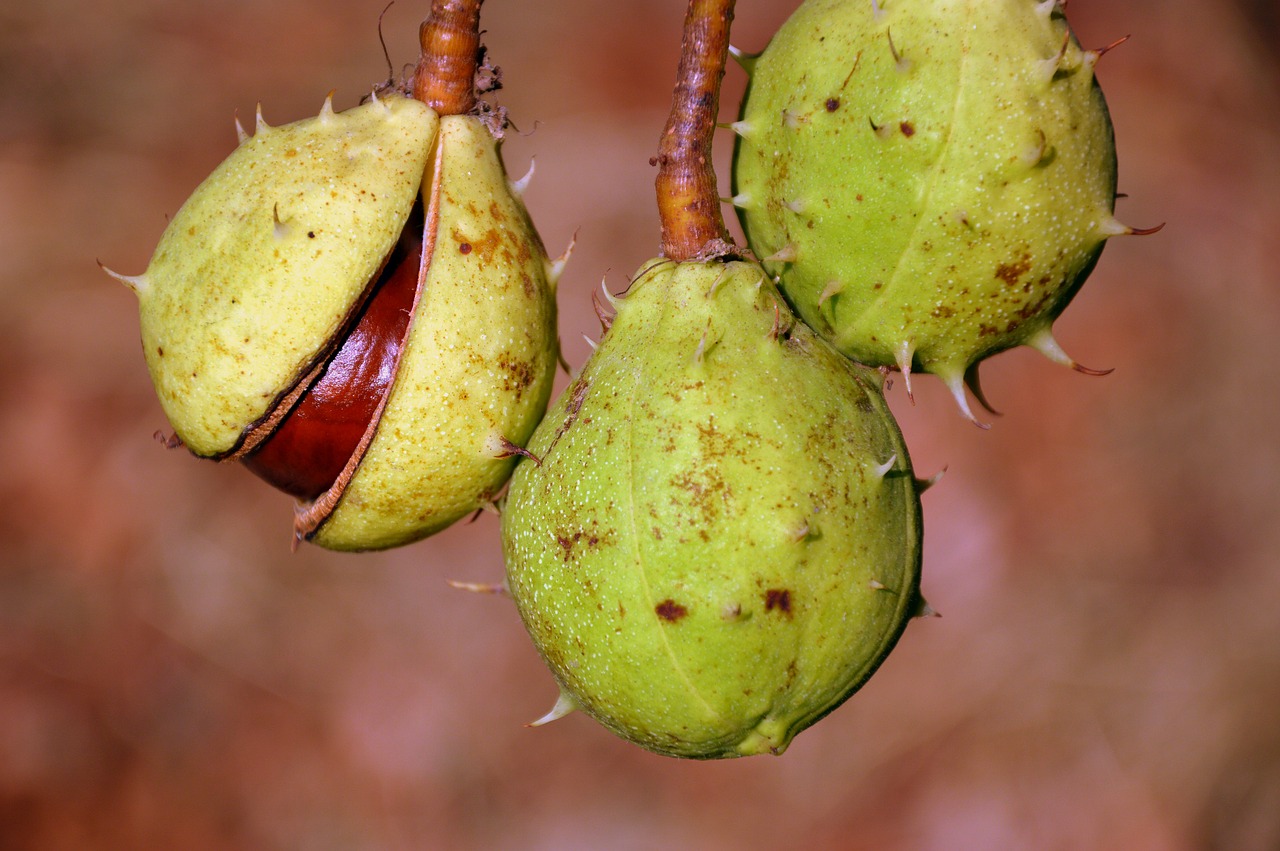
[413, 0, 483, 115]
[655, 0, 736, 261]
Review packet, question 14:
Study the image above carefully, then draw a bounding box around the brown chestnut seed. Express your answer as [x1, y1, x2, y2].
[240, 203, 425, 500]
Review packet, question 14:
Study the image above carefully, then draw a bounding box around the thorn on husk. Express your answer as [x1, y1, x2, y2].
[98, 261, 148, 294]
[1038, 31, 1072, 81]
[1100, 215, 1165, 238]
[913, 593, 941, 619]
[695, 318, 715, 363]
[915, 466, 946, 494]
[942, 371, 991, 429]
[964, 362, 1001, 416]
[591, 285, 614, 332]
[447, 578, 509, 595]
[895, 341, 916, 403]
[319, 90, 336, 122]
[153, 430, 184, 449]
[487, 434, 542, 466]
[548, 230, 577, 287]
[765, 244, 798, 264]
[887, 29, 911, 73]
[728, 44, 759, 74]
[526, 690, 580, 727]
[510, 157, 535, 196]
[1026, 328, 1114, 376]
[1085, 34, 1131, 70]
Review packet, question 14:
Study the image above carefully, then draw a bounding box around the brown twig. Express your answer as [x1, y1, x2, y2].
[655, 0, 736, 261]
[413, 0, 483, 115]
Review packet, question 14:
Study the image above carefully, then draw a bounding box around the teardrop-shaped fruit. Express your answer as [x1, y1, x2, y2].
[502, 258, 922, 758]
[112, 94, 560, 550]
[732, 0, 1125, 418]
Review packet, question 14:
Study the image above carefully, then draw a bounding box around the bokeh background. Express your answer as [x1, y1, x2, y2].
[3, 0, 1278, 847]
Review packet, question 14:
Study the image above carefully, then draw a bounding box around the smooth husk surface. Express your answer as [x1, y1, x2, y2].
[502, 258, 921, 758]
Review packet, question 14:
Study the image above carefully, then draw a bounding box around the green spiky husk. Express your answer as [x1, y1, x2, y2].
[502, 259, 922, 759]
[732, 0, 1118, 383]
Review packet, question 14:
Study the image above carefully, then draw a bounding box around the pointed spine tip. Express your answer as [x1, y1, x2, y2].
[729, 44, 758, 74]
[547, 230, 577, 288]
[728, 192, 751, 209]
[1021, 129, 1049, 166]
[915, 466, 946, 494]
[869, 117, 894, 140]
[254, 103, 270, 134]
[486, 434, 542, 466]
[730, 120, 752, 138]
[1086, 34, 1131, 69]
[764, 244, 798, 264]
[767, 301, 794, 341]
[510, 157, 536, 197]
[694, 318, 714, 363]
[591, 284, 614, 332]
[818, 279, 843, 309]
[1026, 328, 1113, 376]
[446, 578, 509, 595]
[790, 521, 811, 543]
[99, 261, 148, 294]
[913, 594, 940, 619]
[895, 341, 915, 403]
[886, 29, 911, 73]
[707, 265, 734, 298]
[964, 362, 1001, 417]
[1038, 30, 1072, 82]
[873, 453, 898, 480]
[319, 90, 336, 122]
[1101, 217, 1165, 238]
[272, 202, 290, 240]
[942, 371, 990, 429]
[526, 690, 580, 727]
[153, 430, 184, 450]
[234, 112, 249, 144]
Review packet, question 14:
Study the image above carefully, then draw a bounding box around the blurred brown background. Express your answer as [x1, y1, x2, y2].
[2, 0, 1277, 848]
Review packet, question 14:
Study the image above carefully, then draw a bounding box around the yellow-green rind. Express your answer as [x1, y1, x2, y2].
[311, 115, 558, 551]
[733, 0, 1117, 379]
[136, 94, 438, 457]
[502, 259, 921, 759]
